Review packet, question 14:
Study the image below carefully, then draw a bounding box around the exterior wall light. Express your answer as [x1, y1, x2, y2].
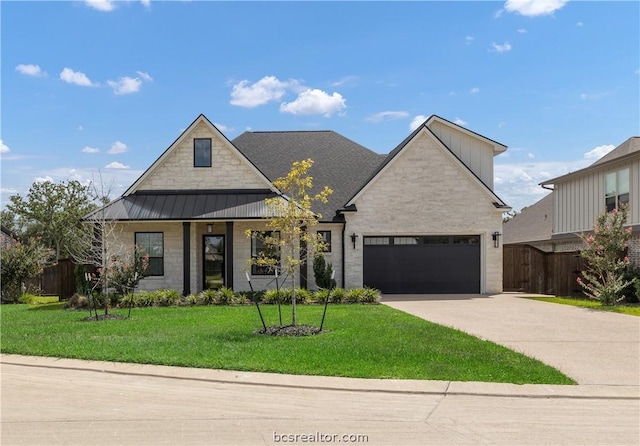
[492, 231, 501, 248]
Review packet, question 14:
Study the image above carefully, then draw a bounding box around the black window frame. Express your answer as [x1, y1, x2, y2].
[135, 232, 164, 276]
[250, 230, 280, 276]
[194, 138, 212, 168]
[317, 230, 332, 252]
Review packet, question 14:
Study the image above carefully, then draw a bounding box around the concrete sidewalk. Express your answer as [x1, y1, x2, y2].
[1, 354, 637, 399]
[2, 354, 639, 446]
[382, 293, 640, 386]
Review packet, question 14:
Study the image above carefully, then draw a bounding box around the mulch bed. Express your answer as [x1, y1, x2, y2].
[81, 313, 128, 321]
[254, 325, 330, 336]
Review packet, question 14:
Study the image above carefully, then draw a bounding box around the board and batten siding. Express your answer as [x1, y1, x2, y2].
[553, 157, 640, 235]
[427, 120, 495, 189]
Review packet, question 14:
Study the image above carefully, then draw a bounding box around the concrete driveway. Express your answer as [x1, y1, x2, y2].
[382, 293, 640, 386]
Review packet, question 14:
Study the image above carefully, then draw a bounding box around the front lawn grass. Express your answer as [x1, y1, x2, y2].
[0, 304, 574, 384]
[523, 296, 640, 316]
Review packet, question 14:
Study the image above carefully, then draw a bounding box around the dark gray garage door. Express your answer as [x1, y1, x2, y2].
[363, 236, 480, 294]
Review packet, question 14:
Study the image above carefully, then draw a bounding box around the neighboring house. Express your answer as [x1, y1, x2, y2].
[87, 114, 509, 295]
[504, 136, 640, 265]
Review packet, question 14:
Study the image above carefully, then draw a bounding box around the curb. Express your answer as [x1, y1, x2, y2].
[2, 354, 638, 400]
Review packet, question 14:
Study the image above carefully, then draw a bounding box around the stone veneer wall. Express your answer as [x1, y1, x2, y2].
[137, 121, 268, 191]
[343, 131, 504, 294]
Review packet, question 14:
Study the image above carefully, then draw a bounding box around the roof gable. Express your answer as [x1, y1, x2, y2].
[125, 114, 274, 196]
[345, 120, 509, 210]
[426, 115, 507, 155]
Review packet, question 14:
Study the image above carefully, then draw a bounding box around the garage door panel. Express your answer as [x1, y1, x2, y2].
[363, 237, 480, 294]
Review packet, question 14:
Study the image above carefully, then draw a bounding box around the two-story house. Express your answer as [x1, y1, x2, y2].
[504, 137, 640, 264]
[87, 114, 509, 296]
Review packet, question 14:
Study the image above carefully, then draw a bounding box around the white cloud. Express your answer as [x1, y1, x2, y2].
[82, 146, 100, 154]
[279, 89, 346, 117]
[140, 0, 151, 8]
[330, 76, 358, 87]
[136, 71, 153, 82]
[230, 76, 290, 108]
[108, 76, 143, 95]
[105, 162, 130, 169]
[213, 122, 231, 132]
[107, 71, 153, 95]
[16, 64, 44, 77]
[503, 0, 568, 17]
[495, 158, 590, 212]
[491, 42, 512, 53]
[576, 21, 584, 27]
[365, 111, 409, 123]
[527, 152, 535, 159]
[410, 115, 428, 131]
[584, 144, 615, 160]
[0, 140, 10, 154]
[85, 0, 115, 11]
[454, 118, 468, 126]
[35, 176, 54, 183]
[59, 67, 97, 87]
[517, 28, 528, 33]
[465, 36, 474, 44]
[107, 141, 128, 154]
[470, 87, 480, 94]
[77, 125, 84, 131]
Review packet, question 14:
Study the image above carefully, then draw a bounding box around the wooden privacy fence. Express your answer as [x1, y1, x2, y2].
[27, 258, 77, 299]
[503, 245, 587, 296]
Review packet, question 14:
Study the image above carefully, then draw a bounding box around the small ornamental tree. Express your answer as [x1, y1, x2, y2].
[247, 159, 332, 327]
[1, 237, 55, 302]
[577, 205, 634, 305]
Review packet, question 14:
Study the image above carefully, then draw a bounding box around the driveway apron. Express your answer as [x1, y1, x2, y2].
[382, 293, 640, 386]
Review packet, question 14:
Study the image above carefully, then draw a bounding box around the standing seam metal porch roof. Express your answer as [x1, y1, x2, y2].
[83, 190, 279, 221]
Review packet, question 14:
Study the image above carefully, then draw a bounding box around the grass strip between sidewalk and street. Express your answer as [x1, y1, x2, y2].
[0, 303, 575, 385]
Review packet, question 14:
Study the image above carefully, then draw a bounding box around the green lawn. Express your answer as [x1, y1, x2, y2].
[523, 296, 640, 316]
[0, 304, 575, 384]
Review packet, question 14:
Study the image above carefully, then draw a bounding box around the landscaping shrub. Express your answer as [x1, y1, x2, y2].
[198, 289, 217, 305]
[154, 289, 181, 307]
[360, 287, 381, 303]
[344, 288, 364, 303]
[329, 287, 346, 303]
[262, 288, 308, 304]
[18, 294, 38, 305]
[186, 294, 199, 306]
[65, 293, 89, 309]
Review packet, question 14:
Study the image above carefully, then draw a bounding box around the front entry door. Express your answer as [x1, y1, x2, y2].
[203, 235, 224, 290]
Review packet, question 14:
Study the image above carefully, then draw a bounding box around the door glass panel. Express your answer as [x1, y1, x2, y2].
[204, 235, 224, 289]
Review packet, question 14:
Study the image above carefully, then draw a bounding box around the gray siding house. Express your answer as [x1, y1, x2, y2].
[88, 114, 509, 295]
[504, 137, 640, 265]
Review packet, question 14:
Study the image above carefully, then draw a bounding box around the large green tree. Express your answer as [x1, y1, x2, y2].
[7, 180, 97, 260]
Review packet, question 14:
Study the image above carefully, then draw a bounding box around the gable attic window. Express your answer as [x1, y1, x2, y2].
[605, 168, 629, 212]
[194, 138, 212, 167]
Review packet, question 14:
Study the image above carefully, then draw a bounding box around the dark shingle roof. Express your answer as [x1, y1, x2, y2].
[232, 130, 385, 221]
[502, 193, 554, 245]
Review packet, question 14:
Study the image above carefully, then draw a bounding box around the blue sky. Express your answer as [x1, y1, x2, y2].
[1, 0, 638, 213]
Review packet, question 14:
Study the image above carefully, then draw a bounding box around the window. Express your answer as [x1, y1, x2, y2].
[317, 230, 332, 252]
[250, 231, 280, 275]
[605, 168, 629, 212]
[194, 138, 212, 167]
[135, 232, 164, 276]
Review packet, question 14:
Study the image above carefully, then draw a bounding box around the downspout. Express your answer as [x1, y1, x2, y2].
[341, 219, 346, 288]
